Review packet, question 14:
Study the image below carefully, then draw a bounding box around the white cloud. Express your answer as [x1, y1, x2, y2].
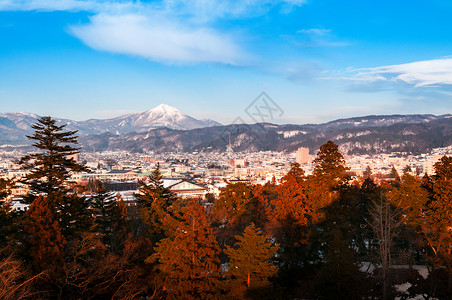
[332, 58, 452, 87]
[71, 13, 246, 64]
[1, 0, 306, 65]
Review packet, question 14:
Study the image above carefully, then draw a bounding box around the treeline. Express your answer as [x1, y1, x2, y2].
[1, 116, 452, 299]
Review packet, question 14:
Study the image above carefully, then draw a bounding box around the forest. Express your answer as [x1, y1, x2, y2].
[1, 116, 452, 299]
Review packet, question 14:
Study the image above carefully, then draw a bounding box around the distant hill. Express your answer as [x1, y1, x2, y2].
[1, 110, 452, 154]
[0, 104, 221, 145]
[78, 114, 452, 155]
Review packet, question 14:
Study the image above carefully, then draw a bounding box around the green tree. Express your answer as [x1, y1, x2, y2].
[225, 223, 279, 299]
[19, 116, 89, 203]
[149, 199, 221, 299]
[19, 116, 92, 238]
[90, 185, 128, 251]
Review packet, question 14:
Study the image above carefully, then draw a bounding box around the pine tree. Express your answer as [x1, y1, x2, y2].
[268, 163, 312, 273]
[312, 140, 348, 183]
[135, 166, 175, 242]
[23, 195, 66, 271]
[0, 179, 9, 201]
[307, 140, 349, 215]
[316, 230, 365, 300]
[149, 199, 221, 299]
[225, 223, 278, 299]
[213, 182, 256, 245]
[19, 116, 92, 238]
[389, 166, 400, 181]
[424, 155, 452, 288]
[19, 116, 89, 203]
[272, 163, 310, 229]
[363, 165, 372, 179]
[390, 173, 429, 229]
[90, 186, 128, 251]
[0, 179, 15, 251]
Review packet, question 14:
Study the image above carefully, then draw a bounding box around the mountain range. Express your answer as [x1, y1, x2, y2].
[0, 104, 221, 143]
[1, 105, 452, 155]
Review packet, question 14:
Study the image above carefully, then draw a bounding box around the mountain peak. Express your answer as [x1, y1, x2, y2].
[149, 104, 181, 114]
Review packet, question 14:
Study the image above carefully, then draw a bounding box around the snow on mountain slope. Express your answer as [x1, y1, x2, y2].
[78, 104, 222, 134]
[0, 105, 222, 141]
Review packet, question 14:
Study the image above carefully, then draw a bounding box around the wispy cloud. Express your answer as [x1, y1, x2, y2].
[325, 58, 452, 87]
[293, 28, 349, 48]
[0, 0, 305, 65]
[0, 0, 97, 11]
[71, 13, 246, 64]
[0, 0, 306, 16]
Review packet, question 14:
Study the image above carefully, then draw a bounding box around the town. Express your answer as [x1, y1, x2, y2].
[2, 145, 451, 211]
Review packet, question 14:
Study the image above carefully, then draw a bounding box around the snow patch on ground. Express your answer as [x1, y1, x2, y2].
[395, 282, 411, 294]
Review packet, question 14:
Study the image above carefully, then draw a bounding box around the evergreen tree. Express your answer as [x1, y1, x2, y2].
[19, 116, 89, 203]
[316, 230, 365, 300]
[149, 199, 221, 299]
[403, 165, 412, 173]
[363, 165, 372, 179]
[135, 166, 175, 242]
[272, 163, 310, 230]
[225, 223, 279, 299]
[391, 173, 429, 229]
[424, 156, 452, 289]
[90, 185, 128, 251]
[269, 163, 312, 273]
[19, 116, 92, 238]
[0, 179, 9, 201]
[389, 166, 400, 181]
[213, 182, 256, 245]
[307, 140, 349, 215]
[0, 179, 15, 251]
[312, 140, 348, 184]
[23, 195, 66, 272]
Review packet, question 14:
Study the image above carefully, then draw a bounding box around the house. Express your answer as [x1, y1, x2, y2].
[163, 179, 208, 199]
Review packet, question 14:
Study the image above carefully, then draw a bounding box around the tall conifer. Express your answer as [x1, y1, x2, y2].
[149, 199, 221, 299]
[225, 223, 278, 299]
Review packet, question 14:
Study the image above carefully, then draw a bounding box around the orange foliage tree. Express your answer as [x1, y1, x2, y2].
[306, 140, 349, 217]
[213, 182, 257, 244]
[23, 195, 66, 272]
[149, 199, 222, 299]
[225, 223, 278, 299]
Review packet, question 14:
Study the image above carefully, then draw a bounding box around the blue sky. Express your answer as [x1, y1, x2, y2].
[1, 0, 452, 124]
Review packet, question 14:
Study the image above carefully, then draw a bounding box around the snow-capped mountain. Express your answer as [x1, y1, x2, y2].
[115, 104, 220, 131]
[78, 104, 222, 134]
[0, 104, 222, 143]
